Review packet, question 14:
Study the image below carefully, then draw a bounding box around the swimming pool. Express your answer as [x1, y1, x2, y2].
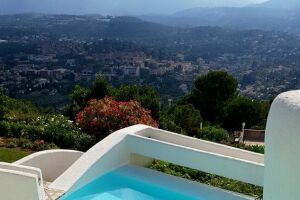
[61, 165, 253, 200]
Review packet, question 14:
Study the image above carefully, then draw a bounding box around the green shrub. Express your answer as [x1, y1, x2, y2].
[19, 138, 34, 150]
[160, 104, 202, 137]
[45, 143, 59, 150]
[31, 140, 45, 151]
[31, 141, 58, 151]
[73, 133, 97, 151]
[197, 126, 229, 143]
[5, 138, 19, 148]
[24, 125, 43, 141]
[234, 144, 264, 154]
[1, 114, 97, 151]
[149, 160, 263, 198]
[0, 121, 43, 140]
[3, 98, 40, 123]
[0, 121, 10, 137]
[32, 114, 95, 150]
[10, 123, 26, 138]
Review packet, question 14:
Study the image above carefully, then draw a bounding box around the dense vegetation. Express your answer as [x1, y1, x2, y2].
[168, 71, 270, 133]
[0, 72, 267, 197]
[149, 160, 263, 198]
[0, 89, 95, 151]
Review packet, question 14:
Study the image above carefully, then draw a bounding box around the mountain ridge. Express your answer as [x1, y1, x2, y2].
[259, 0, 300, 9]
[0, 0, 266, 15]
[140, 6, 300, 34]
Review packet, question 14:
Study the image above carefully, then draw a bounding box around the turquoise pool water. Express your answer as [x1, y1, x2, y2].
[61, 166, 252, 200]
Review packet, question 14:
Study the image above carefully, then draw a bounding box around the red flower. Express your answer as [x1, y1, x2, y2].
[75, 97, 158, 137]
[38, 140, 45, 145]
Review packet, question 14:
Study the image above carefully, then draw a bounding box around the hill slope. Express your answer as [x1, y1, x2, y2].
[141, 7, 300, 34]
[0, 14, 173, 41]
[259, 0, 300, 9]
[0, 0, 266, 15]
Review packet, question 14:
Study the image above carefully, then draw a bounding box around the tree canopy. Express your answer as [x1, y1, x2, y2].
[65, 85, 91, 120]
[160, 104, 202, 136]
[90, 75, 112, 99]
[190, 71, 238, 122]
[113, 85, 160, 120]
[220, 97, 264, 131]
[0, 89, 6, 120]
[66, 76, 160, 120]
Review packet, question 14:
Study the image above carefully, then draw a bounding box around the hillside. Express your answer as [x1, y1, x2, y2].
[0, 14, 173, 41]
[259, 0, 300, 9]
[0, 0, 265, 15]
[1, 14, 299, 60]
[141, 7, 300, 34]
[1, 14, 300, 102]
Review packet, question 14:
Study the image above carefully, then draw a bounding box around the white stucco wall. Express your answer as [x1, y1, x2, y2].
[135, 127, 264, 164]
[128, 134, 264, 186]
[51, 125, 264, 194]
[0, 162, 43, 183]
[264, 90, 300, 200]
[49, 126, 145, 192]
[15, 149, 83, 182]
[0, 169, 43, 200]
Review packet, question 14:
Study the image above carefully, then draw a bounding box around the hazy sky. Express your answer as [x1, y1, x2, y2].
[0, 0, 268, 15]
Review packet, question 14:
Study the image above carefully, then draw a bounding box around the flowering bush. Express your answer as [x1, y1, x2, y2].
[0, 114, 96, 151]
[76, 97, 158, 138]
[32, 114, 96, 151]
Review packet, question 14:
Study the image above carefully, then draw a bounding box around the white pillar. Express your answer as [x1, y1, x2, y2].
[264, 90, 300, 200]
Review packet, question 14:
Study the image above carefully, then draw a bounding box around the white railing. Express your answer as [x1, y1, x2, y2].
[51, 125, 264, 194]
[128, 130, 264, 186]
[0, 166, 44, 200]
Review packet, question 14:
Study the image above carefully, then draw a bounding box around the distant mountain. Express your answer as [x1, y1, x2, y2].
[141, 7, 300, 34]
[0, 0, 266, 15]
[258, 0, 300, 9]
[0, 14, 173, 42]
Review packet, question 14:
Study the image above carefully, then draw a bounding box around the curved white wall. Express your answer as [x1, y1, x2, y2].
[15, 149, 83, 182]
[264, 90, 300, 200]
[50, 126, 145, 192]
[51, 125, 264, 194]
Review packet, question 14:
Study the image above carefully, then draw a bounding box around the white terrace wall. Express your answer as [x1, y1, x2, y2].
[127, 132, 264, 186]
[0, 169, 42, 200]
[51, 125, 263, 194]
[15, 150, 83, 182]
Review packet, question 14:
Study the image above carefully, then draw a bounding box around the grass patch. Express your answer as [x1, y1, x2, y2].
[0, 147, 30, 163]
